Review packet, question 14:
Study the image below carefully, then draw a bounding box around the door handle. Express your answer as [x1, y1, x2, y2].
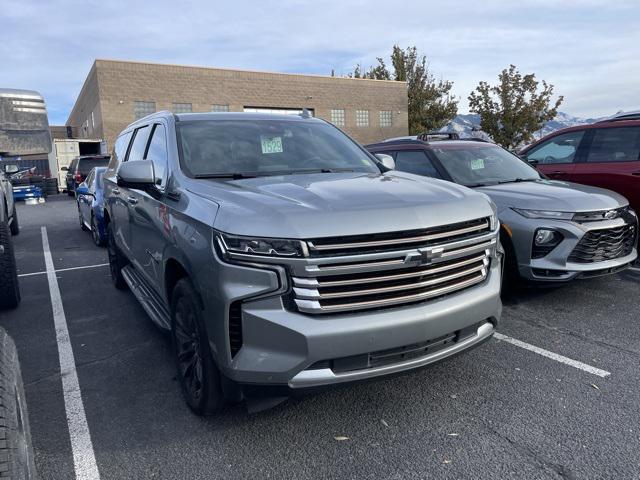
[631, 171, 640, 176]
[127, 196, 139, 205]
[550, 171, 567, 175]
[112, 188, 120, 195]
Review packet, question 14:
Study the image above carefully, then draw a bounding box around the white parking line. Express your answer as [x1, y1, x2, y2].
[494, 332, 611, 378]
[41, 227, 101, 480]
[18, 263, 109, 278]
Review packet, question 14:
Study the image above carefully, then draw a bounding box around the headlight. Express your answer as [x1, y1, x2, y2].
[489, 201, 499, 230]
[512, 208, 574, 220]
[218, 232, 307, 257]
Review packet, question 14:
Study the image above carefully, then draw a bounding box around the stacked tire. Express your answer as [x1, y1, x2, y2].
[0, 328, 36, 479]
[43, 178, 58, 196]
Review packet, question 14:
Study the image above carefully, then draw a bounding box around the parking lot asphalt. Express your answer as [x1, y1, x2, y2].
[1, 195, 639, 480]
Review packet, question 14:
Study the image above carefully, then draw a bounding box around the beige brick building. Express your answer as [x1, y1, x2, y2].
[67, 59, 408, 150]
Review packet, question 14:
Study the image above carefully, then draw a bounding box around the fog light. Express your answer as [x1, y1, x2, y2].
[535, 229, 561, 246]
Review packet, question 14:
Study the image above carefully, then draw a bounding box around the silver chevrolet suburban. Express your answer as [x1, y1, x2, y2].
[103, 112, 502, 414]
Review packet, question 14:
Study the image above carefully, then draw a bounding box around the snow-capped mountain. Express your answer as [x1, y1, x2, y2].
[440, 112, 602, 141]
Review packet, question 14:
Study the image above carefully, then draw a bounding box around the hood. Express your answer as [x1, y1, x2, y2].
[187, 172, 493, 239]
[476, 179, 628, 213]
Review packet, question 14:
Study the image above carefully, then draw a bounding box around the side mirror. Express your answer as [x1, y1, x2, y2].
[76, 184, 90, 196]
[375, 153, 395, 170]
[60, 166, 69, 171]
[117, 160, 155, 189]
[3, 164, 19, 174]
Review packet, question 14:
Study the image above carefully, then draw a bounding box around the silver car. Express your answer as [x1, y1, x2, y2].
[103, 112, 503, 414]
[366, 139, 638, 283]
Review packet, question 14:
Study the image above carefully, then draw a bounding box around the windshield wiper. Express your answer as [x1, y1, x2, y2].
[288, 168, 355, 174]
[194, 173, 258, 179]
[464, 182, 498, 187]
[496, 178, 538, 184]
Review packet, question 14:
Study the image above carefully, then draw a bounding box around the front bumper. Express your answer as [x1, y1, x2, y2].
[198, 252, 502, 387]
[502, 209, 638, 282]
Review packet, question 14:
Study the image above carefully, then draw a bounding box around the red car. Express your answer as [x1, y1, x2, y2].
[520, 117, 640, 215]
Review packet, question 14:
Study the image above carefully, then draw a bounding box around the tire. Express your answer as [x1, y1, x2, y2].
[90, 214, 105, 247]
[9, 204, 19, 236]
[78, 205, 88, 231]
[0, 328, 36, 480]
[171, 279, 225, 415]
[0, 222, 20, 310]
[500, 230, 521, 296]
[107, 222, 128, 290]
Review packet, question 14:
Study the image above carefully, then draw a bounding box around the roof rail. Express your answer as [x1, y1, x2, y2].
[597, 113, 640, 123]
[417, 131, 460, 141]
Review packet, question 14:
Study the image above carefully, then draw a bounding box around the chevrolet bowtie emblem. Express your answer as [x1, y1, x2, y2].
[420, 247, 445, 262]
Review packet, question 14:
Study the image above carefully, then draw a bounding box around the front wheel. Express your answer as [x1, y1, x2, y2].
[91, 214, 105, 247]
[171, 278, 225, 415]
[0, 221, 20, 310]
[78, 205, 88, 231]
[9, 204, 19, 236]
[107, 222, 128, 290]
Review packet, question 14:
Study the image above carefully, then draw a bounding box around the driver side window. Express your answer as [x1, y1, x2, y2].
[525, 130, 585, 164]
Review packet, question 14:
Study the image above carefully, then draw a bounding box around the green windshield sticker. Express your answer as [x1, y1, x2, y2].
[470, 158, 485, 170]
[260, 135, 283, 154]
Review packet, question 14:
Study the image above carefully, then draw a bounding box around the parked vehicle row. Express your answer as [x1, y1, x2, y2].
[69, 111, 637, 415]
[365, 137, 638, 283]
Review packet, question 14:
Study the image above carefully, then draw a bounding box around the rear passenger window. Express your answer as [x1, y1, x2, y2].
[109, 131, 133, 170]
[145, 124, 168, 188]
[586, 127, 640, 163]
[394, 150, 442, 178]
[525, 130, 585, 164]
[127, 126, 151, 162]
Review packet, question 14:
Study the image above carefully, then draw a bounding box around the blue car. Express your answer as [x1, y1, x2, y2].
[76, 167, 107, 246]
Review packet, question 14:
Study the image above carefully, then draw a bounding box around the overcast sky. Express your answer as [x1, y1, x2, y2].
[2, 0, 638, 124]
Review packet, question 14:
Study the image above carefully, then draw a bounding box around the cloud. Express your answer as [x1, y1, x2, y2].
[1, 0, 638, 124]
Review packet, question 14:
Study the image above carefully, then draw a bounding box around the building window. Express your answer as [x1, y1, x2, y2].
[356, 110, 369, 127]
[133, 101, 156, 120]
[172, 103, 192, 114]
[330, 109, 345, 127]
[212, 104, 229, 112]
[379, 110, 393, 127]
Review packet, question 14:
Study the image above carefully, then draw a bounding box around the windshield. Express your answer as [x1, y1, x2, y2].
[430, 144, 541, 186]
[177, 119, 379, 177]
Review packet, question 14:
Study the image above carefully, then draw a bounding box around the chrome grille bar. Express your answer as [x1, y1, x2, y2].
[294, 263, 487, 300]
[308, 220, 489, 252]
[293, 253, 487, 288]
[295, 270, 487, 313]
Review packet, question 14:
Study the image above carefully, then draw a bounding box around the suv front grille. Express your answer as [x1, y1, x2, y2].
[568, 224, 637, 263]
[293, 218, 495, 314]
[306, 217, 490, 257]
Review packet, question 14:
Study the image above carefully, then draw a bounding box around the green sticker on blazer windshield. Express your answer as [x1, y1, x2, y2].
[260, 135, 283, 154]
[470, 158, 485, 170]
